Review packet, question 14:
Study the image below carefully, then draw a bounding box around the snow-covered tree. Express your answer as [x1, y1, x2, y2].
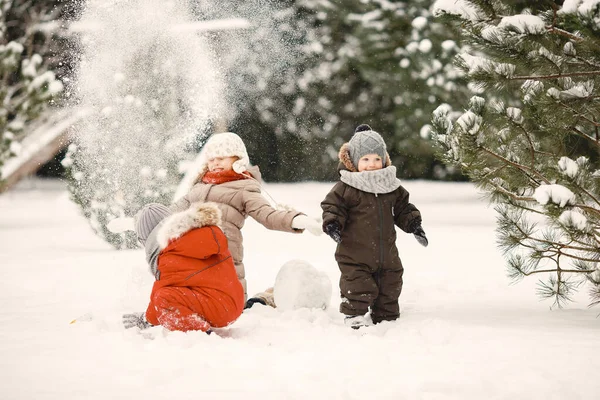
[431, 0, 600, 307]
[65, 0, 223, 249]
[0, 0, 63, 185]
[348, 0, 470, 179]
[219, 0, 470, 181]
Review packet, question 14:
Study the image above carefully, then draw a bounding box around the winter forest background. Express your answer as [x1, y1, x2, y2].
[2, 1, 600, 314]
[1, 1, 600, 398]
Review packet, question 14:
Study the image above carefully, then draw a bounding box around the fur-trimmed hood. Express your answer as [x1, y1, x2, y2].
[338, 142, 392, 172]
[157, 202, 222, 249]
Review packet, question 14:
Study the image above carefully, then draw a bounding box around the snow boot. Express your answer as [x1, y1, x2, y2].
[344, 314, 371, 329]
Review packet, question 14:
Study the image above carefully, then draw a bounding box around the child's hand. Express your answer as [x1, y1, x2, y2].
[324, 221, 342, 243]
[413, 225, 428, 247]
[291, 215, 323, 236]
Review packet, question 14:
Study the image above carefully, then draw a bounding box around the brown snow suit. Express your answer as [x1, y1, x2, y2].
[321, 146, 421, 323]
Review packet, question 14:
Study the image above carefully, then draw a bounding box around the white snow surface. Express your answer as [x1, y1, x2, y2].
[1, 179, 599, 400]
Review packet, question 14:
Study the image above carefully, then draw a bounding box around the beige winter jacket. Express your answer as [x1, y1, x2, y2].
[170, 165, 302, 299]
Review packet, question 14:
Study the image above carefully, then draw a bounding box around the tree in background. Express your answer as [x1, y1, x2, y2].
[200, 0, 470, 181]
[0, 0, 64, 184]
[350, 0, 469, 179]
[431, 0, 600, 307]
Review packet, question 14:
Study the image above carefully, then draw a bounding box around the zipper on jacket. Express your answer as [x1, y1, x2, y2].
[184, 255, 232, 281]
[377, 196, 384, 269]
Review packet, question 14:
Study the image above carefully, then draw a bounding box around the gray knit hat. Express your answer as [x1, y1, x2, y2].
[134, 203, 171, 244]
[348, 124, 387, 167]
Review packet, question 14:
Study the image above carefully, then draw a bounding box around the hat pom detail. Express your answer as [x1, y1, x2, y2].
[232, 159, 247, 174]
[355, 124, 372, 133]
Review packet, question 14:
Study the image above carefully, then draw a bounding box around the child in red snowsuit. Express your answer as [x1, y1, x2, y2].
[122, 202, 244, 332]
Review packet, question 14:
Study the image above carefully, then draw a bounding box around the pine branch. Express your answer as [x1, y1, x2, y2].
[556, 251, 600, 264]
[509, 70, 600, 81]
[573, 55, 600, 69]
[481, 146, 550, 184]
[573, 203, 600, 218]
[522, 267, 593, 275]
[546, 27, 583, 43]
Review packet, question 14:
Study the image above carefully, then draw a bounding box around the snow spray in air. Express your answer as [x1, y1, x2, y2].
[65, 0, 224, 248]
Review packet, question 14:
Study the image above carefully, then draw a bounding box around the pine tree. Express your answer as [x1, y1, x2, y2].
[349, 0, 470, 179]
[0, 0, 64, 185]
[222, 0, 470, 181]
[431, 0, 600, 307]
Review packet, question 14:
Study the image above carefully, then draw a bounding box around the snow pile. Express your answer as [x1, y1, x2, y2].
[533, 184, 576, 207]
[498, 15, 546, 34]
[560, 0, 600, 14]
[431, 0, 482, 20]
[273, 259, 332, 311]
[558, 157, 579, 178]
[559, 210, 588, 231]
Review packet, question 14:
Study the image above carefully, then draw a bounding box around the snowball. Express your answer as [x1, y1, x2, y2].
[273, 260, 332, 311]
[533, 184, 576, 207]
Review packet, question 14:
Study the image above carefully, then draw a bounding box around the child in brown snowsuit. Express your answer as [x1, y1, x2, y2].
[321, 124, 428, 329]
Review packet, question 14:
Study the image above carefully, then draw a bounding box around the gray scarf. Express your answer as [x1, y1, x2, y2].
[340, 166, 401, 194]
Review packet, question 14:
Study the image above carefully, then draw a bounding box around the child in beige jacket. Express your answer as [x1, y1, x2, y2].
[171, 132, 321, 307]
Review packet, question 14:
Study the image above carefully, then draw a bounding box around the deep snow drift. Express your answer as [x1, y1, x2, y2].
[0, 179, 598, 400]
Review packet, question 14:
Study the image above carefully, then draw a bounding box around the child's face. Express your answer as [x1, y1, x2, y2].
[357, 153, 383, 172]
[207, 156, 239, 172]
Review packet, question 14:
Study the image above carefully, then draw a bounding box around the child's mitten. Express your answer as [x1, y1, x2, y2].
[122, 312, 153, 330]
[291, 215, 323, 236]
[324, 221, 342, 243]
[413, 225, 428, 247]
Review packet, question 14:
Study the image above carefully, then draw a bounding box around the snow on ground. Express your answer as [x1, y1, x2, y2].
[1, 178, 598, 400]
